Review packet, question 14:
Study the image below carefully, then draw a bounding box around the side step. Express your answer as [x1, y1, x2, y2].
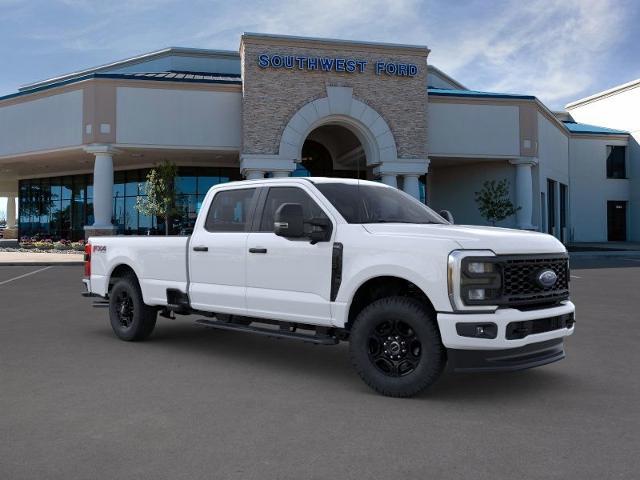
[195, 319, 338, 345]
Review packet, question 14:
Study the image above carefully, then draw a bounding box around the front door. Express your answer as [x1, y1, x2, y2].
[607, 201, 627, 241]
[189, 187, 258, 314]
[246, 186, 335, 325]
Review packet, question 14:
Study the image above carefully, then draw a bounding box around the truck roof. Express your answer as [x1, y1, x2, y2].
[218, 177, 389, 187]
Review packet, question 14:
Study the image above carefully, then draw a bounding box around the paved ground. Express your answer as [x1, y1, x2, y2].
[1, 257, 639, 479]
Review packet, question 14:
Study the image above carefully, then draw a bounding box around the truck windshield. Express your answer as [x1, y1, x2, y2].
[315, 183, 447, 225]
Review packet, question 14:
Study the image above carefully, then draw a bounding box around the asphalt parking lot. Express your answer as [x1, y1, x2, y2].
[1, 257, 639, 479]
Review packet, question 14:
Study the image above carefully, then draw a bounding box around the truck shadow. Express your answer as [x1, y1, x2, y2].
[94, 320, 575, 402]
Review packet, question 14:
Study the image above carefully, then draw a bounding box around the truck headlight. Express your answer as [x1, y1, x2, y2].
[448, 251, 501, 311]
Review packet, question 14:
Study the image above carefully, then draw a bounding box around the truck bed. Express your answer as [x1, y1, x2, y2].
[88, 235, 190, 306]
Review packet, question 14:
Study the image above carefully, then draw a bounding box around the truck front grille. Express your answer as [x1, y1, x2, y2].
[500, 255, 569, 308]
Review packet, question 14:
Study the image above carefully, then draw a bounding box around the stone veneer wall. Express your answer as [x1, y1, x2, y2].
[240, 36, 429, 160]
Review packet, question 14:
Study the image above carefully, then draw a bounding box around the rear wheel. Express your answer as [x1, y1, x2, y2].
[109, 276, 157, 341]
[349, 296, 446, 397]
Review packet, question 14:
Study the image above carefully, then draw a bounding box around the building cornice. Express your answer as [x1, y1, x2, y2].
[241, 32, 430, 56]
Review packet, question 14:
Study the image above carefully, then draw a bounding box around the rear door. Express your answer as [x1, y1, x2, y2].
[245, 185, 335, 325]
[188, 187, 258, 314]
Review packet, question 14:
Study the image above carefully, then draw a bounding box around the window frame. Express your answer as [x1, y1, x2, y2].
[606, 145, 627, 179]
[252, 185, 334, 234]
[203, 187, 259, 233]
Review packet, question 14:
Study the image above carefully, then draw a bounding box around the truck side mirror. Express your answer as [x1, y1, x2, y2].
[439, 210, 454, 224]
[274, 203, 305, 238]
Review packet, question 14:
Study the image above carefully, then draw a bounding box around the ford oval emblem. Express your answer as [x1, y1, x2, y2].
[537, 269, 558, 288]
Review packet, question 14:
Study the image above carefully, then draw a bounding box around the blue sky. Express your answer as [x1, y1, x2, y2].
[1, 0, 639, 216]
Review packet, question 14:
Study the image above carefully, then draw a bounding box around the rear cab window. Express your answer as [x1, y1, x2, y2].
[205, 188, 257, 232]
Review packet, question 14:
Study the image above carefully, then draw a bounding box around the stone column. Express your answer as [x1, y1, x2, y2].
[380, 174, 397, 188]
[373, 159, 429, 200]
[240, 154, 295, 180]
[402, 174, 421, 199]
[509, 157, 538, 230]
[2, 194, 18, 240]
[244, 170, 265, 180]
[84, 145, 117, 238]
[6, 195, 16, 229]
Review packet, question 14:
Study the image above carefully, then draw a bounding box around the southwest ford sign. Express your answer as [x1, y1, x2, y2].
[257, 54, 418, 77]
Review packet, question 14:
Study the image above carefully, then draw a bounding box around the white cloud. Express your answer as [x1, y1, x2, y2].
[424, 0, 631, 107]
[5, 0, 635, 109]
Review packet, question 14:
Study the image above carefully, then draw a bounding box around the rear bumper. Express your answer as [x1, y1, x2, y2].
[437, 301, 575, 350]
[81, 278, 97, 297]
[448, 338, 565, 373]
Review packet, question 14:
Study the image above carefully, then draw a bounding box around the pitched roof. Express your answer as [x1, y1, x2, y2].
[428, 87, 535, 100]
[562, 121, 628, 135]
[0, 71, 241, 103]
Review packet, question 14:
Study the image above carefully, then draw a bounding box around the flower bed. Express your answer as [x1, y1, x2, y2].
[0, 237, 86, 254]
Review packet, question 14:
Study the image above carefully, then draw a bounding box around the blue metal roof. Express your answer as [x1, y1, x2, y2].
[428, 87, 536, 100]
[0, 71, 242, 102]
[562, 121, 628, 135]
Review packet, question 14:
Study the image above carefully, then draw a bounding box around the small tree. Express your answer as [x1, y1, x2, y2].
[474, 179, 520, 226]
[136, 161, 178, 235]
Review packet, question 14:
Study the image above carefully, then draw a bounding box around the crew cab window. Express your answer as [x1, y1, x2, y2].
[259, 187, 328, 232]
[205, 188, 256, 232]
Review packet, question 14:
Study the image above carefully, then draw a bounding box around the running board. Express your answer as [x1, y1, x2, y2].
[195, 319, 338, 345]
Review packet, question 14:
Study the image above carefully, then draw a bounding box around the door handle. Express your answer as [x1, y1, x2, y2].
[249, 247, 268, 254]
[193, 245, 208, 252]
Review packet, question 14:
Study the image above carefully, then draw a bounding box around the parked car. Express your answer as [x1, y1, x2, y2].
[82, 178, 575, 397]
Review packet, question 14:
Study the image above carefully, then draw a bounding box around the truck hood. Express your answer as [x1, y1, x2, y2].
[362, 224, 566, 255]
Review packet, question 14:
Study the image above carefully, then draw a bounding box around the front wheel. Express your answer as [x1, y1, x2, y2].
[349, 296, 446, 397]
[109, 276, 157, 341]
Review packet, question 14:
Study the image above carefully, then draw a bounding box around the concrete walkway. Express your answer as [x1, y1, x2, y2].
[0, 251, 83, 265]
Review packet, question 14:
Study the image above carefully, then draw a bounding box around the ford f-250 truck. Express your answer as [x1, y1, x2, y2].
[82, 177, 575, 397]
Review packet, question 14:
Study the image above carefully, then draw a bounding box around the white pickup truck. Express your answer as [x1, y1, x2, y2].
[83, 177, 575, 397]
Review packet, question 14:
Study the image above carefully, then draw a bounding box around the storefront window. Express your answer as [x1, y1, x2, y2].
[18, 166, 240, 240]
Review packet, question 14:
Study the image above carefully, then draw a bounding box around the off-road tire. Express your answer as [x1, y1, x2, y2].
[349, 296, 446, 397]
[109, 275, 157, 341]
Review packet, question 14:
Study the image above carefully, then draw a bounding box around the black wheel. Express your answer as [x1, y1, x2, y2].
[109, 275, 157, 341]
[349, 296, 446, 397]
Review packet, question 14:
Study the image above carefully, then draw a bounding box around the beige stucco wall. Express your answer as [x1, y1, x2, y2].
[240, 35, 429, 160]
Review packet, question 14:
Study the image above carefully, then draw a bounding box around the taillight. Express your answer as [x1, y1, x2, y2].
[84, 243, 91, 277]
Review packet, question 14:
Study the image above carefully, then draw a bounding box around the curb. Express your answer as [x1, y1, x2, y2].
[0, 262, 84, 266]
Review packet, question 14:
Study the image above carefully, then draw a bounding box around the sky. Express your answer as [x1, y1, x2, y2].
[0, 0, 639, 216]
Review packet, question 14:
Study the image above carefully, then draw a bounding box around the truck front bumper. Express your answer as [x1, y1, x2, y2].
[437, 301, 575, 350]
[447, 338, 565, 373]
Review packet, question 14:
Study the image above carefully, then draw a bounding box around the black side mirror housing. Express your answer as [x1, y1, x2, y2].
[307, 217, 332, 244]
[274, 203, 305, 238]
[439, 209, 454, 224]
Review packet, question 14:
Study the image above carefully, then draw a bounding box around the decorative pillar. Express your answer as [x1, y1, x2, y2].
[240, 154, 295, 181]
[6, 195, 16, 229]
[373, 159, 429, 200]
[244, 170, 265, 180]
[380, 174, 397, 188]
[402, 174, 421, 199]
[509, 157, 538, 230]
[84, 145, 117, 238]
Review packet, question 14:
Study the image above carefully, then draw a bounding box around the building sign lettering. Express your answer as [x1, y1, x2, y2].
[257, 54, 418, 77]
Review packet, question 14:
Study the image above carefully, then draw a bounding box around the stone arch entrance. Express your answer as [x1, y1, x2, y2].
[298, 123, 367, 179]
[278, 86, 398, 169]
[240, 85, 429, 198]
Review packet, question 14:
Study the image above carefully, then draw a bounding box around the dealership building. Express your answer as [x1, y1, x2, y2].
[0, 33, 636, 242]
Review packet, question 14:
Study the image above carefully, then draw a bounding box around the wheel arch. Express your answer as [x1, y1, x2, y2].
[344, 275, 436, 331]
[108, 263, 140, 293]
